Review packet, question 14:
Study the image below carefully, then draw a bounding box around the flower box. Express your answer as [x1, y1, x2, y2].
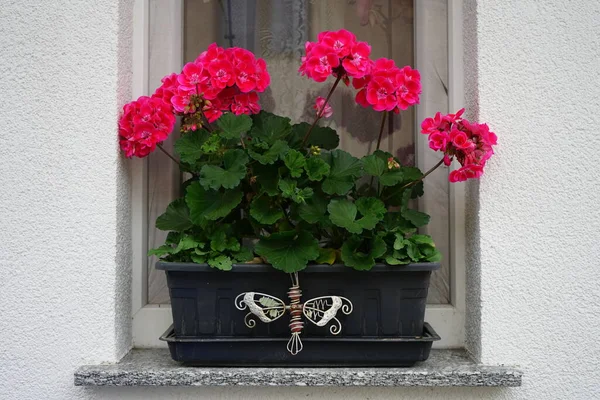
[157, 262, 440, 366]
[119, 29, 496, 367]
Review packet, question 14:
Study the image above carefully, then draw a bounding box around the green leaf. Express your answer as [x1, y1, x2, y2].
[321, 150, 362, 195]
[340, 236, 387, 271]
[355, 197, 387, 228]
[305, 157, 330, 181]
[298, 192, 328, 224]
[174, 129, 211, 164]
[233, 246, 254, 262]
[199, 149, 248, 190]
[248, 140, 289, 165]
[155, 198, 193, 231]
[174, 235, 201, 254]
[394, 233, 407, 250]
[379, 169, 404, 186]
[208, 255, 233, 271]
[250, 111, 292, 145]
[209, 228, 240, 252]
[362, 153, 387, 177]
[316, 248, 337, 265]
[411, 234, 435, 246]
[402, 167, 423, 181]
[385, 253, 410, 265]
[327, 197, 386, 234]
[253, 163, 280, 196]
[255, 231, 319, 272]
[200, 134, 221, 154]
[250, 195, 284, 224]
[290, 122, 340, 150]
[148, 245, 174, 257]
[279, 179, 313, 204]
[423, 247, 442, 262]
[362, 150, 405, 186]
[402, 209, 431, 227]
[191, 254, 207, 264]
[283, 149, 306, 178]
[405, 240, 422, 262]
[217, 113, 252, 139]
[186, 182, 243, 222]
[327, 199, 362, 234]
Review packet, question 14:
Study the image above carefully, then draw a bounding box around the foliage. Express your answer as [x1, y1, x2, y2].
[150, 111, 441, 272]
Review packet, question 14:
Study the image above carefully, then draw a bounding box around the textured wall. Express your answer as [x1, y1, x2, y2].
[469, 1, 600, 399]
[1, 0, 600, 399]
[0, 1, 133, 399]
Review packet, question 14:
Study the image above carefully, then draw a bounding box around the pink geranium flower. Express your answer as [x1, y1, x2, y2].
[300, 30, 375, 84]
[208, 60, 236, 89]
[449, 164, 484, 182]
[394, 66, 421, 110]
[119, 96, 175, 158]
[177, 62, 208, 92]
[231, 92, 261, 116]
[313, 96, 333, 118]
[321, 29, 356, 58]
[365, 76, 398, 112]
[420, 109, 497, 182]
[354, 58, 421, 113]
[304, 44, 340, 82]
[342, 42, 374, 79]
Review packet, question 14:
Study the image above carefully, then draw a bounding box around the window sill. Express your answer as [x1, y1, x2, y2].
[74, 349, 522, 387]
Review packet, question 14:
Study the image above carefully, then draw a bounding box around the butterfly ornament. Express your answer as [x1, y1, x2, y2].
[234, 272, 353, 355]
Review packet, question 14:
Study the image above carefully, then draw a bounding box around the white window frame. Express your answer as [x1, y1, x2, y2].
[130, 0, 466, 349]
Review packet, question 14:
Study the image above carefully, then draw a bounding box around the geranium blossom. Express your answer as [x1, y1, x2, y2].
[118, 96, 175, 158]
[354, 58, 421, 113]
[313, 96, 333, 118]
[300, 29, 373, 83]
[420, 108, 497, 182]
[120, 43, 270, 157]
[231, 92, 261, 116]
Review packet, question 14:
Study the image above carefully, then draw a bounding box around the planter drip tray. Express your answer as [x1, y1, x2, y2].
[74, 348, 522, 387]
[161, 323, 439, 367]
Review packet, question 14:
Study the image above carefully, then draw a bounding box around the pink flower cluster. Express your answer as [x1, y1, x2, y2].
[153, 43, 270, 122]
[353, 59, 421, 113]
[299, 30, 421, 114]
[421, 109, 497, 182]
[299, 29, 374, 83]
[118, 96, 175, 158]
[119, 44, 270, 158]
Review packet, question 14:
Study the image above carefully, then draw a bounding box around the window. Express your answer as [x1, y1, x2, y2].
[131, 0, 465, 348]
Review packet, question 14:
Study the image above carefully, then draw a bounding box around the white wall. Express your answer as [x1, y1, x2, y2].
[1, 1, 600, 399]
[0, 1, 133, 399]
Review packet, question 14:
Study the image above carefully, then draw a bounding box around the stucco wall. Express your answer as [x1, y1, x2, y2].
[0, 1, 133, 399]
[1, 0, 600, 399]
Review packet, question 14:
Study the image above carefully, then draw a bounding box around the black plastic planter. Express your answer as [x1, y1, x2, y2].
[156, 262, 440, 366]
[161, 322, 440, 367]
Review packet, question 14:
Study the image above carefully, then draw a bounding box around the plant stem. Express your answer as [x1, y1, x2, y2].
[375, 111, 388, 151]
[157, 143, 183, 169]
[301, 74, 342, 146]
[400, 158, 445, 190]
[196, 83, 213, 132]
[369, 111, 389, 191]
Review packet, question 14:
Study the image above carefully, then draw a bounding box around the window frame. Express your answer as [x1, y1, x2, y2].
[130, 0, 466, 349]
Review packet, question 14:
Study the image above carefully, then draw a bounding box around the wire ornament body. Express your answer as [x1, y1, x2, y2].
[234, 272, 353, 355]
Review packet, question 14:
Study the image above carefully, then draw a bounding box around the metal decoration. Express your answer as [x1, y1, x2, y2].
[234, 272, 353, 355]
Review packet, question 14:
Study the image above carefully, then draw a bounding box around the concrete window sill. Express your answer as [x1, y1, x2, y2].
[74, 349, 522, 387]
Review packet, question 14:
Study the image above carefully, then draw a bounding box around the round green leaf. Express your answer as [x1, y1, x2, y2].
[250, 196, 284, 225]
[185, 182, 243, 222]
[255, 231, 319, 272]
